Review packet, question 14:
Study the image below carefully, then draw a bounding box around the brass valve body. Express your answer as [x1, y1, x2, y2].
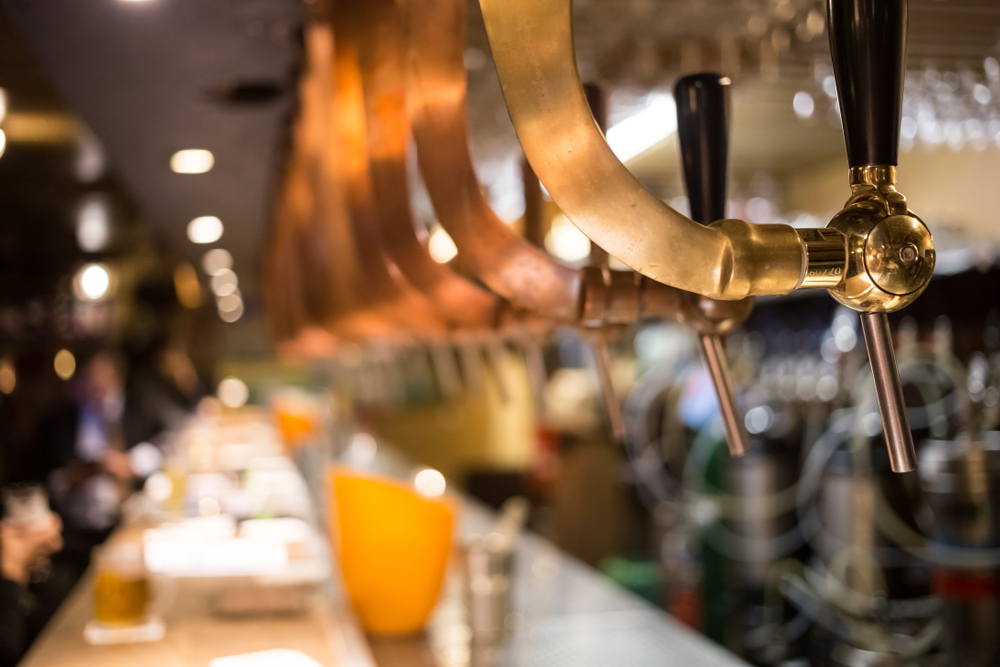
[826, 166, 935, 313]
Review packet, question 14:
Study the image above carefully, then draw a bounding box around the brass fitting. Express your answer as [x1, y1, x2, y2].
[579, 266, 753, 335]
[826, 166, 935, 313]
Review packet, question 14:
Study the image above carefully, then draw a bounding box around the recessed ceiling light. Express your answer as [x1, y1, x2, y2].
[170, 149, 214, 174]
[74, 263, 112, 300]
[202, 248, 233, 275]
[76, 195, 111, 252]
[187, 216, 223, 244]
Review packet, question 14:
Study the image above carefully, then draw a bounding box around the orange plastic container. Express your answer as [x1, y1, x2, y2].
[327, 467, 456, 635]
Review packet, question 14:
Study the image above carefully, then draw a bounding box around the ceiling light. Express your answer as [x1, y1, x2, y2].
[170, 149, 214, 174]
[428, 225, 458, 263]
[75, 263, 111, 300]
[202, 248, 233, 275]
[0, 129, 7, 159]
[54, 349, 76, 380]
[606, 92, 676, 162]
[218, 293, 242, 313]
[210, 269, 238, 296]
[219, 298, 244, 323]
[76, 195, 111, 252]
[75, 128, 105, 183]
[187, 216, 223, 244]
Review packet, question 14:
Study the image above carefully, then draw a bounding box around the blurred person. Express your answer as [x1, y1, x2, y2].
[0, 507, 62, 667]
[32, 351, 132, 572]
[123, 333, 203, 447]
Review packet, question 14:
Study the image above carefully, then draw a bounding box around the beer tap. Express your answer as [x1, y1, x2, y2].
[674, 74, 750, 456]
[825, 0, 935, 472]
[404, 0, 711, 440]
[476, 0, 935, 472]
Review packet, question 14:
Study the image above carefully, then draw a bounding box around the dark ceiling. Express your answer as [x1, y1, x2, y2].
[2, 0, 302, 295]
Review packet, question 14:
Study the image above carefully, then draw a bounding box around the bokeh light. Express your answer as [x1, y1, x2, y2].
[414, 468, 446, 498]
[170, 149, 214, 174]
[217, 376, 249, 408]
[75, 263, 111, 300]
[187, 216, 223, 244]
[54, 349, 76, 380]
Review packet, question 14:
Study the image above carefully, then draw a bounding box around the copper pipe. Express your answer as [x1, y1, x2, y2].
[267, 22, 405, 351]
[329, 2, 448, 339]
[403, 0, 581, 322]
[354, 0, 499, 330]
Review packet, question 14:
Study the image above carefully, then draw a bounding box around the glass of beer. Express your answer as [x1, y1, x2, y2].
[93, 542, 153, 625]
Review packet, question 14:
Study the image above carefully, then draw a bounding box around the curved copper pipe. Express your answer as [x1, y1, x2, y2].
[327, 4, 448, 339]
[354, 0, 499, 330]
[403, 0, 582, 322]
[266, 24, 394, 350]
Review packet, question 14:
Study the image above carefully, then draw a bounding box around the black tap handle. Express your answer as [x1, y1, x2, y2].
[828, 0, 907, 167]
[674, 74, 749, 458]
[674, 73, 729, 226]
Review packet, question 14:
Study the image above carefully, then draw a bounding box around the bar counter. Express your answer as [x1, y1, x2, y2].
[19, 418, 748, 667]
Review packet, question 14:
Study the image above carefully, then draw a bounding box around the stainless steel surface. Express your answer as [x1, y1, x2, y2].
[859, 312, 917, 473]
[698, 333, 749, 457]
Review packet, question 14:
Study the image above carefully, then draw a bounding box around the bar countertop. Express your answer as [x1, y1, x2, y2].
[19, 438, 748, 667]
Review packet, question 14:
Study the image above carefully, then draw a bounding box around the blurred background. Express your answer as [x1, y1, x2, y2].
[0, 1, 998, 666]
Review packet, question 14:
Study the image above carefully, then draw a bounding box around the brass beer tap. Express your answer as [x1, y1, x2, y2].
[825, 0, 934, 471]
[477, 0, 935, 470]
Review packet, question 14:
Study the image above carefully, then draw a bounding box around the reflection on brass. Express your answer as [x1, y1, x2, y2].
[799, 228, 847, 289]
[827, 165, 935, 313]
[478, 0, 816, 299]
[675, 292, 755, 337]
